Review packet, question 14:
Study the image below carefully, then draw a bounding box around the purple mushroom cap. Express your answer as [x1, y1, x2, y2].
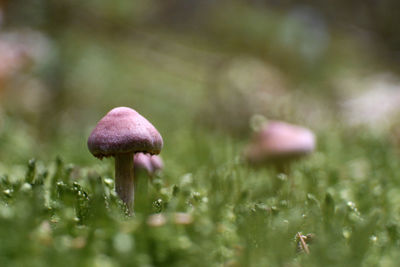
[150, 154, 164, 171]
[245, 121, 315, 164]
[134, 153, 164, 176]
[88, 107, 163, 158]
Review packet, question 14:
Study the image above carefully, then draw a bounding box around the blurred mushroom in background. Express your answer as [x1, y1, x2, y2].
[134, 153, 164, 178]
[134, 153, 164, 213]
[244, 120, 316, 170]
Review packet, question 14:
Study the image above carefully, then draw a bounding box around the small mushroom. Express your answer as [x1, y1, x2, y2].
[87, 107, 163, 208]
[133, 153, 164, 212]
[134, 153, 164, 177]
[150, 155, 164, 173]
[244, 121, 315, 167]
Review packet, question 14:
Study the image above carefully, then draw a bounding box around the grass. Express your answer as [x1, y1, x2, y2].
[0, 124, 400, 266]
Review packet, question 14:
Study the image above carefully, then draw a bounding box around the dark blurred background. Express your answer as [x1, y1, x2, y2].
[0, 0, 399, 165]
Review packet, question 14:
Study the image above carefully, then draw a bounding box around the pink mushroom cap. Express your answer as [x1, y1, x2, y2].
[245, 121, 316, 164]
[87, 107, 163, 159]
[134, 153, 164, 175]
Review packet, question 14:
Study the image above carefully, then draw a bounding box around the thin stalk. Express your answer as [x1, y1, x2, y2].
[115, 153, 135, 209]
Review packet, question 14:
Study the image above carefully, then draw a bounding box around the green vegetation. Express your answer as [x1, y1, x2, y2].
[1, 1, 400, 266]
[1, 122, 400, 266]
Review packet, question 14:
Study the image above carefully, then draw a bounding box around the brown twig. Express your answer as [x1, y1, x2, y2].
[297, 232, 310, 254]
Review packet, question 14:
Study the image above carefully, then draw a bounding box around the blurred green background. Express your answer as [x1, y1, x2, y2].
[1, 0, 399, 165]
[1, 1, 400, 266]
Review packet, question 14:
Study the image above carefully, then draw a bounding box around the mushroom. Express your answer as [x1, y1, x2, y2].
[150, 155, 164, 173]
[244, 121, 315, 167]
[133, 153, 164, 212]
[87, 107, 163, 208]
[134, 153, 164, 177]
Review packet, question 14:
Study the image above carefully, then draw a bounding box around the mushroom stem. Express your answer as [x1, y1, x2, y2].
[115, 153, 135, 207]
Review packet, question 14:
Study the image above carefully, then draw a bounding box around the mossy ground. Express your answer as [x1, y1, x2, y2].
[1, 125, 400, 266]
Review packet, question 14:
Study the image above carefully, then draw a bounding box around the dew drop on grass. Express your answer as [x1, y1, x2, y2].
[347, 201, 355, 209]
[192, 191, 201, 201]
[3, 189, 12, 197]
[104, 178, 113, 187]
[20, 183, 32, 192]
[343, 228, 351, 239]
